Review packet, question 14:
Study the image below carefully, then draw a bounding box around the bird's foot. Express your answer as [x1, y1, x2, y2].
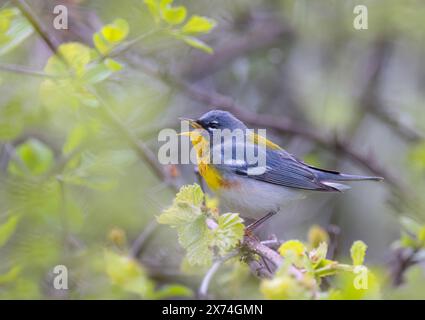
[245, 211, 277, 232]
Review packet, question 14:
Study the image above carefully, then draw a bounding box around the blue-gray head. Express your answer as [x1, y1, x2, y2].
[189, 110, 247, 132]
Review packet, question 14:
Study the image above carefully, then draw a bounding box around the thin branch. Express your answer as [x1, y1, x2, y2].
[198, 252, 238, 298]
[0, 63, 58, 78]
[390, 247, 422, 286]
[88, 87, 172, 187]
[108, 28, 163, 59]
[12, 0, 60, 54]
[130, 220, 158, 258]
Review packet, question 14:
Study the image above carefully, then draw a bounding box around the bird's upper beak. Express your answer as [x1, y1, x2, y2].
[179, 117, 203, 129]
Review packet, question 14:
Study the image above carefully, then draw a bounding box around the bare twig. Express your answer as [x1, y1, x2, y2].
[198, 252, 238, 298]
[130, 220, 158, 258]
[13, 0, 60, 54]
[390, 247, 422, 286]
[0, 63, 58, 78]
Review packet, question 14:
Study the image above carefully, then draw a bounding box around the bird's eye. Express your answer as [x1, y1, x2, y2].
[208, 121, 219, 129]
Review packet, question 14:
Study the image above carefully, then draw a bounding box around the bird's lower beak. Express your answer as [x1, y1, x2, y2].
[179, 117, 203, 129]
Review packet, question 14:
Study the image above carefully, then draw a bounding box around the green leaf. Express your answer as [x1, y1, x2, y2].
[0, 8, 34, 56]
[400, 216, 422, 237]
[0, 215, 20, 247]
[180, 35, 213, 54]
[82, 62, 113, 84]
[101, 19, 129, 43]
[63, 124, 87, 155]
[44, 42, 92, 76]
[93, 33, 109, 56]
[278, 240, 306, 257]
[104, 250, 154, 298]
[182, 15, 216, 34]
[180, 215, 212, 266]
[211, 213, 244, 255]
[104, 58, 123, 71]
[307, 225, 329, 248]
[350, 240, 368, 266]
[160, 0, 187, 25]
[8, 139, 54, 176]
[93, 19, 129, 55]
[152, 284, 193, 299]
[0, 265, 22, 284]
[309, 242, 328, 268]
[157, 184, 213, 266]
[260, 272, 317, 300]
[409, 142, 425, 172]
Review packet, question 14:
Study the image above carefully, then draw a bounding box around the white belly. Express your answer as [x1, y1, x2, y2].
[216, 176, 306, 219]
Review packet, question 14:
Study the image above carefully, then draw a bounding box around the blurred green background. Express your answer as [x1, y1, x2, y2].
[0, 0, 425, 299]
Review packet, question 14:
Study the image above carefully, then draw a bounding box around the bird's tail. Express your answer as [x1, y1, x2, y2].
[309, 166, 384, 182]
[331, 173, 384, 182]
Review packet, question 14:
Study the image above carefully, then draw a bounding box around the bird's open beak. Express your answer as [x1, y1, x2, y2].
[179, 117, 203, 129]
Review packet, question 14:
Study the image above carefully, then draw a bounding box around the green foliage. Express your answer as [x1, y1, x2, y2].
[93, 18, 129, 55]
[157, 184, 244, 266]
[8, 139, 54, 176]
[0, 7, 33, 56]
[408, 142, 425, 173]
[350, 240, 367, 266]
[0, 265, 22, 285]
[104, 249, 192, 298]
[143, 0, 216, 53]
[260, 227, 379, 300]
[105, 249, 154, 297]
[0, 215, 20, 247]
[211, 213, 244, 256]
[40, 37, 123, 109]
[398, 217, 425, 249]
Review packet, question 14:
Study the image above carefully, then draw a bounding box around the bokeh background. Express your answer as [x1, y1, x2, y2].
[0, 0, 425, 299]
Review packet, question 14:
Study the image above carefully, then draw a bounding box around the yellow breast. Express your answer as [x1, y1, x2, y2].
[181, 130, 227, 191]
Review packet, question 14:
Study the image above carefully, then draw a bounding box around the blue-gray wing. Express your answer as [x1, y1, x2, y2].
[216, 147, 338, 191]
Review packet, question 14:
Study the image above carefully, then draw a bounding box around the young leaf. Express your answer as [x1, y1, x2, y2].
[350, 240, 368, 266]
[104, 58, 123, 72]
[180, 35, 213, 54]
[160, 0, 187, 25]
[0, 215, 20, 247]
[307, 225, 329, 249]
[45, 42, 92, 76]
[182, 15, 216, 34]
[157, 184, 212, 266]
[309, 242, 328, 268]
[8, 139, 54, 176]
[0, 8, 34, 56]
[104, 250, 154, 298]
[93, 19, 129, 55]
[0, 265, 22, 284]
[101, 19, 129, 43]
[152, 284, 193, 299]
[278, 240, 306, 258]
[211, 213, 244, 255]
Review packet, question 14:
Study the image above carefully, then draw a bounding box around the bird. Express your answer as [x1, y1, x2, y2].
[180, 109, 383, 228]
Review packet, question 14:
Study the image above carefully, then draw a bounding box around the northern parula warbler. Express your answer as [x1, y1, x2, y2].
[181, 110, 383, 224]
